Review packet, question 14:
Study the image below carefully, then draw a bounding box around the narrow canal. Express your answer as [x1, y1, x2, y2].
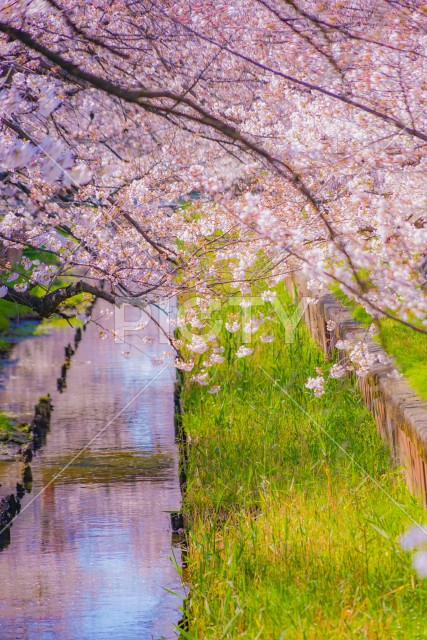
[0, 304, 182, 639]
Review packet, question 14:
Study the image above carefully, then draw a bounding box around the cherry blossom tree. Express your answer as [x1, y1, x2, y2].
[2, 0, 427, 578]
[0, 0, 425, 344]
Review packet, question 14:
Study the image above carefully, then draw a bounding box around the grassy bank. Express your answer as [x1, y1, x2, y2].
[377, 320, 427, 402]
[0, 412, 31, 450]
[181, 295, 427, 639]
[0, 299, 36, 351]
[332, 289, 427, 402]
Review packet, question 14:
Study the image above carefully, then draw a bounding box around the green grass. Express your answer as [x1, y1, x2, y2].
[22, 247, 59, 265]
[330, 288, 427, 402]
[377, 320, 427, 402]
[181, 296, 427, 639]
[34, 315, 83, 333]
[0, 338, 10, 352]
[0, 298, 33, 333]
[0, 297, 41, 344]
[0, 412, 15, 437]
[0, 412, 31, 444]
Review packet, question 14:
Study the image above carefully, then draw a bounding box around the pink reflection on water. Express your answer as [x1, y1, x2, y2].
[0, 305, 183, 639]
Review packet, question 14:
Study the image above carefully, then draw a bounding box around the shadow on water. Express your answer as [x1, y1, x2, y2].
[0, 303, 184, 639]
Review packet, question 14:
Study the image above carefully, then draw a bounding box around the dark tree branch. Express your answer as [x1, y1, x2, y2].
[44, 0, 130, 59]
[122, 212, 179, 263]
[1, 281, 115, 316]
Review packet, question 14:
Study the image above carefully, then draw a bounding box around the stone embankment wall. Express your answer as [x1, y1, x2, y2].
[286, 274, 427, 506]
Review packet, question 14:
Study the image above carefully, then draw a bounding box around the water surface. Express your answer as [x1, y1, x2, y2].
[0, 305, 182, 639]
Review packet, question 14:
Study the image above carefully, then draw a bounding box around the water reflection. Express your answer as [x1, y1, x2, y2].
[0, 304, 182, 639]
